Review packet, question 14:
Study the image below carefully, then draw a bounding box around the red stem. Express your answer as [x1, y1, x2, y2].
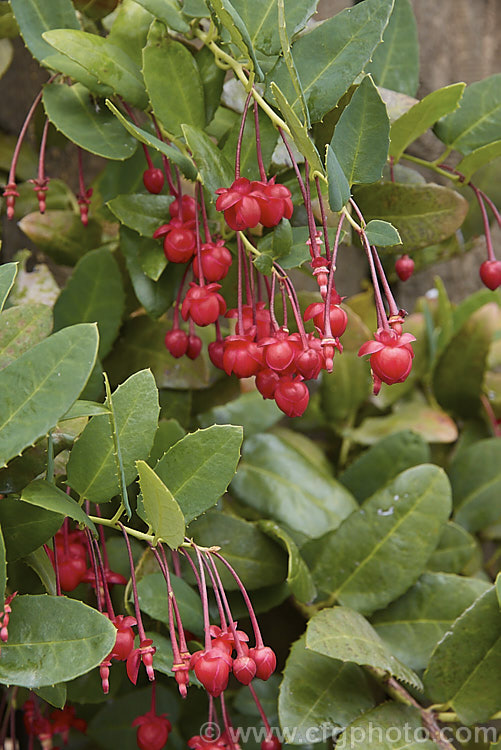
[235, 91, 253, 180]
[119, 524, 146, 641]
[213, 552, 263, 647]
[315, 175, 331, 262]
[254, 100, 267, 182]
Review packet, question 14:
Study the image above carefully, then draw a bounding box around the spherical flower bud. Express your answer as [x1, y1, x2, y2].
[169, 194, 197, 221]
[261, 735, 282, 750]
[132, 711, 172, 750]
[395, 254, 415, 282]
[190, 649, 232, 697]
[479, 259, 501, 290]
[208, 340, 225, 370]
[163, 223, 197, 263]
[143, 168, 165, 194]
[232, 654, 256, 685]
[252, 179, 293, 228]
[193, 241, 233, 282]
[186, 334, 203, 360]
[110, 615, 137, 661]
[303, 301, 347, 338]
[256, 368, 280, 399]
[260, 328, 297, 372]
[181, 283, 226, 327]
[359, 328, 416, 394]
[249, 645, 277, 680]
[223, 335, 264, 378]
[165, 328, 189, 358]
[274, 378, 310, 418]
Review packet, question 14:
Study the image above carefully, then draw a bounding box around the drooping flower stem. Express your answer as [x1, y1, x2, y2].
[119, 524, 147, 642]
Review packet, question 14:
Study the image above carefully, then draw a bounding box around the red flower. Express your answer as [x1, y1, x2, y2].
[222, 335, 264, 378]
[215, 178, 262, 231]
[252, 178, 293, 228]
[132, 710, 171, 750]
[395, 254, 415, 282]
[479, 259, 501, 290]
[358, 328, 416, 394]
[248, 645, 277, 680]
[190, 648, 233, 697]
[165, 328, 189, 358]
[181, 283, 227, 326]
[143, 168, 164, 194]
[274, 378, 309, 418]
[127, 638, 156, 684]
[193, 240, 233, 282]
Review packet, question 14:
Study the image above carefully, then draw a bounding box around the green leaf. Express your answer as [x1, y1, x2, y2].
[0, 497, 62, 561]
[231, 433, 357, 540]
[449, 438, 501, 532]
[107, 0, 154, 69]
[198, 390, 282, 438]
[230, 0, 317, 56]
[0, 303, 53, 371]
[104, 314, 213, 388]
[43, 53, 114, 97]
[326, 145, 351, 212]
[148, 419, 186, 465]
[209, 0, 263, 81]
[456, 139, 501, 182]
[349, 403, 458, 445]
[10, 0, 79, 62]
[0, 594, 116, 688]
[35, 684, 67, 710]
[304, 465, 452, 613]
[182, 124, 234, 200]
[196, 45, 226, 125]
[389, 83, 465, 161]
[21, 479, 97, 535]
[43, 83, 138, 160]
[306, 605, 422, 690]
[107, 194, 174, 237]
[320, 352, 371, 424]
[53, 248, 124, 359]
[278, 634, 375, 743]
[330, 76, 389, 185]
[18, 211, 102, 267]
[268, 0, 394, 123]
[366, 0, 419, 96]
[24, 547, 57, 595]
[427, 521, 479, 574]
[136, 460, 185, 548]
[365, 219, 401, 246]
[105, 100, 197, 180]
[43, 30, 147, 109]
[354, 182, 469, 251]
[339, 703, 436, 749]
[434, 73, 501, 155]
[277, 0, 309, 127]
[136, 571, 203, 635]
[188, 511, 287, 590]
[270, 82, 324, 176]
[0, 263, 18, 311]
[424, 587, 501, 724]
[67, 369, 160, 503]
[132, 0, 189, 31]
[372, 572, 490, 671]
[0, 324, 98, 467]
[432, 304, 495, 418]
[339, 430, 431, 503]
[143, 22, 205, 137]
[183, 0, 209, 16]
[61, 400, 110, 421]
[258, 521, 316, 603]
[155, 425, 243, 524]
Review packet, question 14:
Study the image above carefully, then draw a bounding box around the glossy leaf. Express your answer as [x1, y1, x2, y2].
[366, 0, 418, 96]
[188, 512, 287, 590]
[21, 479, 97, 535]
[182, 124, 234, 200]
[449, 438, 501, 532]
[10, 0, 79, 62]
[231, 433, 357, 540]
[43, 83, 137, 160]
[278, 634, 375, 743]
[354, 182, 469, 251]
[434, 73, 501, 154]
[339, 703, 436, 750]
[306, 606, 422, 690]
[270, 83, 324, 176]
[230, 0, 317, 56]
[106, 100, 197, 179]
[196, 45, 226, 125]
[331, 76, 389, 186]
[119, 226, 182, 319]
[209, 0, 263, 81]
[143, 23, 205, 137]
[0, 263, 17, 311]
[0, 497, 62, 561]
[148, 419, 186, 466]
[390, 83, 465, 162]
[0, 324, 98, 467]
[53, 248, 124, 359]
[0, 594, 116, 688]
[133, 0, 189, 32]
[61, 400, 110, 421]
[348, 403, 458, 445]
[427, 521, 479, 574]
[372, 572, 490, 670]
[18, 211, 102, 267]
[340, 430, 431, 503]
[320, 352, 371, 424]
[326, 145, 351, 212]
[432, 304, 495, 418]
[137, 460, 185, 548]
[107, 194, 174, 237]
[136, 571, 203, 635]
[43, 30, 148, 108]
[305, 465, 452, 614]
[34, 684, 67, 710]
[24, 548, 57, 595]
[107, 0, 154, 68]
[365, 219, 402, 247]
[424, 587, 501, 724]
[198, 390, 282, 438]
[67, 370, 159, 503]
[0, 303, 53, 371]
[268, 0, 394, 122]
[258, 521, 316, 604]
[43, 53, 114, 97]
[456, 139, 501, 182]
[155, 425, 243, 524]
